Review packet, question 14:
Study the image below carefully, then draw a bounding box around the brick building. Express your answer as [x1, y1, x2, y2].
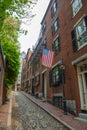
[0, 44, 5, 106]
[15, 51, 26, 91]
[21, 49, 32, 92]
[22, 0, 87, 116]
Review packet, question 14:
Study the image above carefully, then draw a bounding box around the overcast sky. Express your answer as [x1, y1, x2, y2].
[19, 0, 50, 53]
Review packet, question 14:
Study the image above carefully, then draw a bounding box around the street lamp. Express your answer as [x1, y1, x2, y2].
[60, 59, 67, 115]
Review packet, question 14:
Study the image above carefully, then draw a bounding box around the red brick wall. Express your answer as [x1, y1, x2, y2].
[39, 0, 87, 114]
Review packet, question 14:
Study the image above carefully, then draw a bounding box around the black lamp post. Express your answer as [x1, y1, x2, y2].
[60, 59, 67, 115]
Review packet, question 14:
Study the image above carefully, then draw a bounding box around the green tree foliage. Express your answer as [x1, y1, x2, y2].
[2, 40, 20, 87]
[0, 16, 21, 44]
[0, 0, 37, 30]
[0, 0, 37, 88]
[1, 15, 21, 87]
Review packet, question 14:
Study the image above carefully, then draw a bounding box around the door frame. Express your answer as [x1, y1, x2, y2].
[77, 63, 87, 111]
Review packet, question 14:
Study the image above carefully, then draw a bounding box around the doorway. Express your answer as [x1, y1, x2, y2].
[78, 71, 87, 111]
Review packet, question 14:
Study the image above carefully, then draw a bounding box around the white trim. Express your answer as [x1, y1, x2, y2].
[53, 34, 59, 42]
[52, 60, 61, 68]
[72, 0, 83, 17]
[42, 68, 47, 74]
[71, 0, 74, 4]
[35, 72, 39, 76]
[73, 14, 86, 28]
[72, 53, 87, 65]
[52, 93, 63, 96]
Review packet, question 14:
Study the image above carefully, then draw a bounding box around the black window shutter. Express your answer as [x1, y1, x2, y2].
[52, 43, 54, 50]
[71, 29, 77, 52]
[51, 7, 54, 18]
[52, 25, 54, 36]
[49, 70, 52, 87]
[55, 0, 58, 9]
[59, 69, 65, 84]
[57, 18, 59, 28]
[58, 36, 60, 51]
[84, 15, 87, 28]
[59, 69, 62, 83]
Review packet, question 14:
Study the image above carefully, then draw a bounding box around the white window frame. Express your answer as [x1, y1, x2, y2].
[76, 20, 86, 38]
[51, 0, 57, 17]
[53, 1, 57, 14]
[76, 19, 87, 49]
[54, 18, 58, 32]
[72, 0, 82, 16]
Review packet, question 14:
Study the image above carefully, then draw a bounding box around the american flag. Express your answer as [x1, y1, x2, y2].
[42, 49, 54, 68]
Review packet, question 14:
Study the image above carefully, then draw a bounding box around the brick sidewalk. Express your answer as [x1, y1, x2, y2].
[22, 91, 87, 130]
[0, 93, 12, 130]
[0, 100, 10, 130]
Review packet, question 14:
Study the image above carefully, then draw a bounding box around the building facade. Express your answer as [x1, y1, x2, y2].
[21, 49, 32, 92]
[22, 0, 87, 116]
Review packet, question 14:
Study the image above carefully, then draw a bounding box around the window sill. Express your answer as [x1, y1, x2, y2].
[78, 42, 87, 51]
[72, 6, 83, 19]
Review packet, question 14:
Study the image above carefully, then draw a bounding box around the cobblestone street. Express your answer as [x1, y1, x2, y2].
[11, 92, 69, 130]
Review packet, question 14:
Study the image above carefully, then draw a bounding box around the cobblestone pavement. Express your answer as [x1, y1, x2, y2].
[11, 92, 69, 130]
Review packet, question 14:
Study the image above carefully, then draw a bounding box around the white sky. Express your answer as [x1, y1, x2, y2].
[19, 0, 50, 53]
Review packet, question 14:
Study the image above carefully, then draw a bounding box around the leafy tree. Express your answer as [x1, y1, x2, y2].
[0, 16, 21, 44]
[2, 40, 20, 87]
[0, 0, 37, 30]
[1, 15, 21, 88]
[0, 0, 37, 88]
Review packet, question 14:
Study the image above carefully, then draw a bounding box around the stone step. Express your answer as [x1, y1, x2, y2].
[79, 113, 87, 120]
[75, 113, 87, 123]
[75, 117, 87, 123]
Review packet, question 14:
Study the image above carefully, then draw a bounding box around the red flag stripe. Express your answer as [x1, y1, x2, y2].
[42, 49, 54, 68]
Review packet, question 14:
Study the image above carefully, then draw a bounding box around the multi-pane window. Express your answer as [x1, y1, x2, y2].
[71, 15, 87, 51]
[26, 80, 30, 87]
[34, 74, 40, 87]
[42, 21, 46, 34]
[72, 0, 82, 16]
[52, 36, 60, 55]
[76, 20, 86, 37]
[51, 0, 57, 17]
[42, 38, 47, 48]
[52, 66, 60, 85]
[35, 61, 40, 70]
[49, 65, 60, 86]
[52, 18, 59, 35]
[49, 64, 65, 87]
[53, 96, 63, 108]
